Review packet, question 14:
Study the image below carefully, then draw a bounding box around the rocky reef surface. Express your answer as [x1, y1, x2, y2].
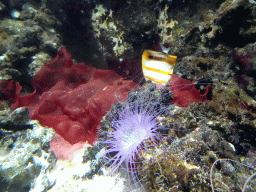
[0, 0, 256, 191]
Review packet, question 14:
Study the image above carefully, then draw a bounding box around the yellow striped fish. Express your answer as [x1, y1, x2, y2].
[142, 50, 177, 85]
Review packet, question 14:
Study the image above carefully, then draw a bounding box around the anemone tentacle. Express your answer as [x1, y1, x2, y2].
[98, 84, 173, 190]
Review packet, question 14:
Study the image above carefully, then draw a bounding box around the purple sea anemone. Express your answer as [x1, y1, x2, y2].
[98, 84, 173, 190]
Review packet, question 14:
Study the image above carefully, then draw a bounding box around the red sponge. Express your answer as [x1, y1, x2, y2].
[169, 74, 212, 107]
[11, 48, 137, 146]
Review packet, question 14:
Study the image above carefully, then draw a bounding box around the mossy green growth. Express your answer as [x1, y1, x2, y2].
[172, 26, 185, 37]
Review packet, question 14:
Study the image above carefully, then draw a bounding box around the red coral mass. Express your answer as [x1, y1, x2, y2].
[10, 48, 137, 156]
[169, 74, 212, 107]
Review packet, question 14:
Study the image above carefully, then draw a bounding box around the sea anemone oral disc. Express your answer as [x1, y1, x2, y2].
[115, 111, 157, 153]
[103, 108, 159, 175]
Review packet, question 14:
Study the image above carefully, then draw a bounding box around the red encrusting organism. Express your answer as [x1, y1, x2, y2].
[234, 52, 251, 88]
[168, 74, 212, 107]
[7, 48, 137, 159]
[0, 80, 22, 102]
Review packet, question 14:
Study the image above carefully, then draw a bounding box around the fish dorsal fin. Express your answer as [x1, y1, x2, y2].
[160, 44, 171, 54]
